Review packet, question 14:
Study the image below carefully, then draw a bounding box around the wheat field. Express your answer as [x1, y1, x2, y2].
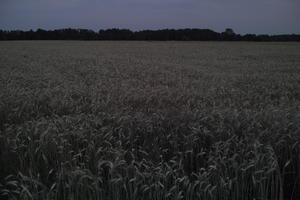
[0, 41, 299, 200]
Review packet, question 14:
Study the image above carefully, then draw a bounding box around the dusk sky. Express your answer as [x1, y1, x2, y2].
[1, 0, 299, 34]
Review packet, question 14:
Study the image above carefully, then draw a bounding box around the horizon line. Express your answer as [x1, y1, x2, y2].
[1, 28, 300, 36]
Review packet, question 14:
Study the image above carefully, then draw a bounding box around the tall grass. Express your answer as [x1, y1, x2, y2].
[0, 41, 299, 199]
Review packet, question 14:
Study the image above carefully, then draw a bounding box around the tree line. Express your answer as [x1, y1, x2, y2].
[0, 28, 299, 41]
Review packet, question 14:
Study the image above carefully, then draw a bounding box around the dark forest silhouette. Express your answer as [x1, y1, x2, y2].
[0, 28, 300, 41]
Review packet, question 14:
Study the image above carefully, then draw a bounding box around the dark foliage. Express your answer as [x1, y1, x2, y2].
[0, 28, 299, 41]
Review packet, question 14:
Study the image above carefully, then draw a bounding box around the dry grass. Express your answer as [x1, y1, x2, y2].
[0, 41, 299, 200]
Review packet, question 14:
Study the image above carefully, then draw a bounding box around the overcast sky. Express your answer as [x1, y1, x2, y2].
[0, 0, 299, 34]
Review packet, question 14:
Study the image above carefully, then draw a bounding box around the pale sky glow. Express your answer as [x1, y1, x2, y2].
[0, 0, 299, 34]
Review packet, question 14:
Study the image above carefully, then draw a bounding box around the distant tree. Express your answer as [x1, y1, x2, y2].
[99, 29, 133, 40]
[0, 28, 299, 41]
[36, 29, 47, 40]
[242, 34, 257, 41]
[0, 30, 4, 40]
[221, 28, 237, 41]
[224, 28, 235, 36]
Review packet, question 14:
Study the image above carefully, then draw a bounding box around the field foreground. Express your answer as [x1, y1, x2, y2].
[0, 41, 300, 200]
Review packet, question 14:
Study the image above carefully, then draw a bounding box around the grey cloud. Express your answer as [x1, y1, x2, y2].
[0, 0, 299, 34]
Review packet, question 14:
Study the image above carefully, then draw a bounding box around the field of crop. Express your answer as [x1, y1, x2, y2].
[0, 41, 299, 200]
